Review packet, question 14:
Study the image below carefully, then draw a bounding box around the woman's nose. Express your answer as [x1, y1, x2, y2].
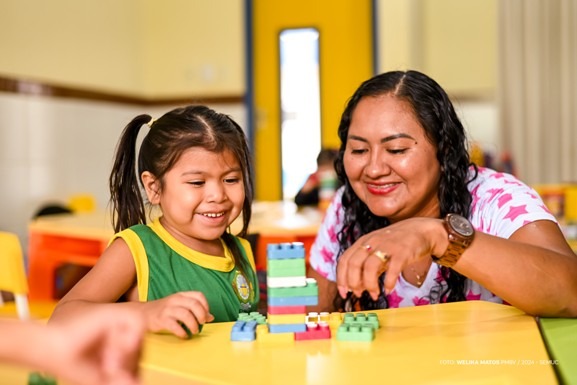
[365, 150, 390, 178]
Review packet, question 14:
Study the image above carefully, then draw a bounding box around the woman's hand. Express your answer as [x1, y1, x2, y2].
[336, 217, 447, 300]
[142, 292, 214, 338]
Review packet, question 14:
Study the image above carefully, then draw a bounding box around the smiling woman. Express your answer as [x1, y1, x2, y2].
[48, 105, 261, 338]
[307, 70, 577, 318]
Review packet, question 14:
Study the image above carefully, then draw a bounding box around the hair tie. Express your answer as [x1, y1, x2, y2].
[147, 117, 156, 128]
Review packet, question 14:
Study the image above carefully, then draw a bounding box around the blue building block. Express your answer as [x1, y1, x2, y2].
[268, 323, 307, 333]
[267, 242, 305, 260]
[231, 320, 258, 341]
[268, 295, 318, 307]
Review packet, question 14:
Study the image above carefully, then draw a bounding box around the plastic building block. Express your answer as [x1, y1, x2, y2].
[268, 323, 307, 333]
[267, 258, 306, 277]
[231, 320, 258, 341]
[238, 311, 267, 324]
[267, 313, 306, 325]
[267, 243, 305, 260]
[295, 323, 331, 341]
[267, 276, 307, 288]
[267, 305, 307, 315]
[342, 312, 380, 329]
[336, 323, 375, 342]
[328, 312, 343, 332]
[256, 324, 295, 344]
[268, 278, 318, 297]
[268, 295, 318, 307]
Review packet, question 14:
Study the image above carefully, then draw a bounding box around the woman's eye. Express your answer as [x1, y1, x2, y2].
[388, 148, 408, 154]
[350, 148, 367, 155]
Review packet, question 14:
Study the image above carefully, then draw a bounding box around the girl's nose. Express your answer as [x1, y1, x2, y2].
[205, 182, 227, 203]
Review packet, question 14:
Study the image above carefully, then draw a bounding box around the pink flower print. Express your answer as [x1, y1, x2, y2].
[465, 290, 482, 301]
[386, 290, 404, 308]
[320, 246, 334, 264]
[504, 204, 529, 222]
[497, 192, 513, 208]
[492, 172, 506, 179]
[412, 296, 430, 306]
[327, 225, 338, 243]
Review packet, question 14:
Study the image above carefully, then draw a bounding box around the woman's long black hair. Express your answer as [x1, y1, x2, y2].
[333, 70, 477, 311]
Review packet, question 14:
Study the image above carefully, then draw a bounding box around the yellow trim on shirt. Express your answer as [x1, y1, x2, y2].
[149, 218, 237, 272]
[113, 229, 150, 302]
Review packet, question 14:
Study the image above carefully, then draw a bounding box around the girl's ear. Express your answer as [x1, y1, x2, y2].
[141, 171, 161, 204]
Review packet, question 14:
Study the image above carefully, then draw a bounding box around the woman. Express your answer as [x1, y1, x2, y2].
[308, 70, 577, 317]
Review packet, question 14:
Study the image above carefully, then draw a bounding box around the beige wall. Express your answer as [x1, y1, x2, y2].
[378, 0, 497, 99]
[0, 0, 245, 98]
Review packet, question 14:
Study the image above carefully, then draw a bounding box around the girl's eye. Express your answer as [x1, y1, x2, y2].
[224, 177, 240, 184]
[188, 181, 205, 187]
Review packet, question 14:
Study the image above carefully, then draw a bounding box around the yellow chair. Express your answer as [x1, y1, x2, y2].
[0, 232, 30, 320]
[68, 193, 97, 213]
[0, 232, 56, 320]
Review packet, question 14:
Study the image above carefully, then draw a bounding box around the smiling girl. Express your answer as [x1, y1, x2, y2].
[49, 105, 259, 338]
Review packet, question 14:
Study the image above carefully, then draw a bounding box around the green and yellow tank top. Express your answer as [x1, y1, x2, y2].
[113, 218, 259, 322]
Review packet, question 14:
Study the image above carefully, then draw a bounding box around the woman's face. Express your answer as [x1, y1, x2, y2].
[343, 94, 441, 222]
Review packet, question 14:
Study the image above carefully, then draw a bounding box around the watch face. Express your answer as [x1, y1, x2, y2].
[448, 214, 474, 237]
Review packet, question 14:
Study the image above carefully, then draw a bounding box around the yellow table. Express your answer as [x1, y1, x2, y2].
[140, 302, 558, 385]
[0, 302, 559, 385]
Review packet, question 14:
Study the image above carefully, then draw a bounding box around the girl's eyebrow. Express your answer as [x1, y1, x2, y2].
[348, 133, 416, 143]
[181, 167, 242, 177]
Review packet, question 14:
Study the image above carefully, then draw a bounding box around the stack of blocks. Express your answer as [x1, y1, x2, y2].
[231, 242, 379, 343]
[263, 242, 329, 342]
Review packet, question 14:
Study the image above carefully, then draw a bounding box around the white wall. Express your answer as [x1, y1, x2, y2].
[0, 92, 245, 257]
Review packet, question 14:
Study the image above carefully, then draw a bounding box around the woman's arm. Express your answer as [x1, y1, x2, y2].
[336, 217, 577, 317]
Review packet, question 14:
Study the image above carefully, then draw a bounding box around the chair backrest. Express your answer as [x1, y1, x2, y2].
[0, 231, 30, 320]
[68, 194, 97, 213]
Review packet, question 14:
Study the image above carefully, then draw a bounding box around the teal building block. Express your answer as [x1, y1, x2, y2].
[342, 312, 380, 329]
[267, 258, 306, 277]
[238, 311, 267, 324]
[336, 323, 375, 342]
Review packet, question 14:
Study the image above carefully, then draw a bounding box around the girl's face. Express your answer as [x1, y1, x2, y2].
[143, 147, 245, 252]
[343, 94, 441, 223]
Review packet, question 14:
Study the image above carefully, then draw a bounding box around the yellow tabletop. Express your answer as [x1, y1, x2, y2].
[140, 301, 557, 385]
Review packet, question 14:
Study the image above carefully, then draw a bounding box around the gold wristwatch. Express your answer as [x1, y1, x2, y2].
[433, 213, 475, 268]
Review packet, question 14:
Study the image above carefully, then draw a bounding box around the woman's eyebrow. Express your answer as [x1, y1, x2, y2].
[348, 133, 416, 143]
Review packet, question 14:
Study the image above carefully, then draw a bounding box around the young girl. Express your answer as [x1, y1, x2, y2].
[49, 105, 259, 338]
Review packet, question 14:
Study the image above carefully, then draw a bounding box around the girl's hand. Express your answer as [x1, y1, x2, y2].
[336, 217, 447, 300]
[142, 292, 214, 338]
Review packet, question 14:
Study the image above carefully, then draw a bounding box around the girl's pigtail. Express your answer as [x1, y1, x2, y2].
[109, 115, 151, 232]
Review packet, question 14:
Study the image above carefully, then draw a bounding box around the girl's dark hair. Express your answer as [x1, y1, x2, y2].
[333, 70, 476, 311]
[109, 105, 254, 275]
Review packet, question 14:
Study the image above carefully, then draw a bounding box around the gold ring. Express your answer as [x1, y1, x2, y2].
[362, 244, 372, 252]
[372, 250, 389, 263]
